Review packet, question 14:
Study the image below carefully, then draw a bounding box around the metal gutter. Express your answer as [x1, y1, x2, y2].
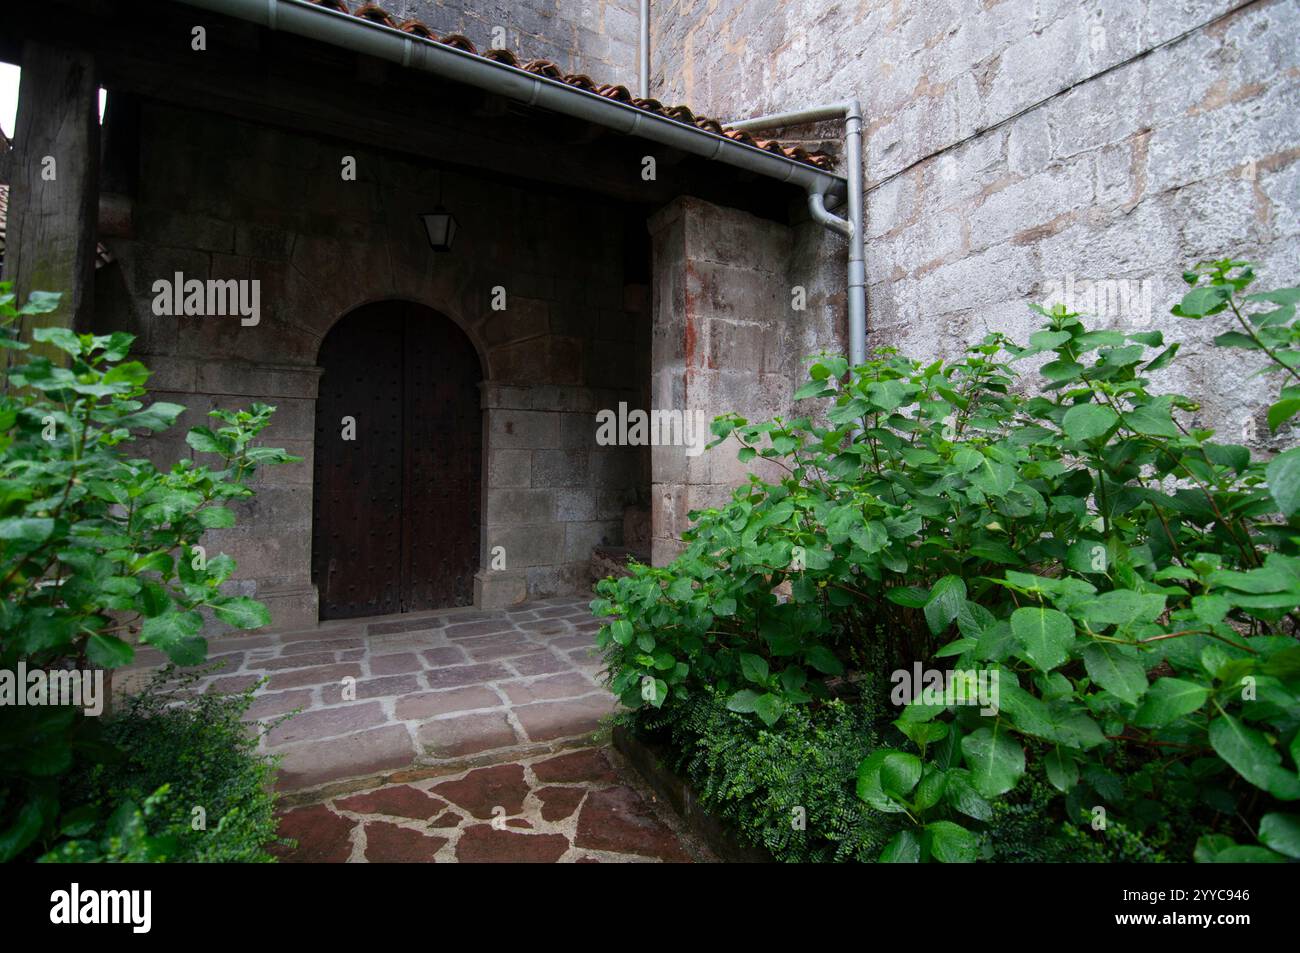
[168, 0, 847, 199]
[731, 101, 867, 366]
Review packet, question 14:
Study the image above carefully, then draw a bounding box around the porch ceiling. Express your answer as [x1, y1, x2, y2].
[1, 0, 837, 223]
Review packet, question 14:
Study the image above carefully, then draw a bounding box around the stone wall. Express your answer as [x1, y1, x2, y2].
[92, 98, 650, 626]
[647, 196, 840, 564]
[650, 0, 1300, 448]
[394, 0, 641, 87]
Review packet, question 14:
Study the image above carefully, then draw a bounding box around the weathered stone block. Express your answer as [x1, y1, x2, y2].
[531, 449, 589, 487]
[488, 449, 532, 488]
[488, 408, 560, 448]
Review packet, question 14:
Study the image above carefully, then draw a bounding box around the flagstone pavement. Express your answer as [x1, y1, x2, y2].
[119, 596, 710, 863]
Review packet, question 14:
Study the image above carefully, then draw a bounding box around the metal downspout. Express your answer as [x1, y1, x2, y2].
[730, 100, 867, 366]
[639, 0, 650, 99]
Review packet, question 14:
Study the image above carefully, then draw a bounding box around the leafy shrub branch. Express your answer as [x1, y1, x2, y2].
[594, 260, 1300, 863]
[1, 283, 298, 861]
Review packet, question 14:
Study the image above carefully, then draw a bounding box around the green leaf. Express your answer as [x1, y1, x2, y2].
[1123, 403, 1179, 437]
[1062, 403, 1118, 442]
[752, 692, 785, 727]
[913, 767, 947, 811]
[849, 520, 888, 554]
[879, 752, 922, 799]
[20, 290, 63, 315]
[120, 402, 184, 432]
[1081, 643, 1148, 705]
[967, 457, 1015, 497]
[961, 726, 1025, 798]
[793, 379, 831, 400]
[1258, 813, 1300, 859]
[739, 652, 769, 686]
[138, 580, 171, 618]
[804, 645, 843, 676]
[1044, 748, 1079, 792]
[726, 690, 759, 714]
[944, 769, 992, 821]
[1212, 845, 1288, 863]
[0, 517, 55, 543]
[140, 610, 205, 665]
[211, 596, 271, 630]
[924, 575, 967, 636]
[196, 506, 236, 529]
[1209, 714, 1300, 799]
[31, 326, 82, 355]
[925, 820, 978, 863]
[1010, 606, 1075, 672]
[86, 634, 134, 669]
[643, 677, 668, 709]
[1194, 833, 1236, 863]
[878, 829, 921, 863]
[1133, 678, 1209, 727]
[855, 750, 909, 814]
[186, 427, 229, 455]
[0, 796, 51, 862]
[1268, 398, 1300, 432]
[1173, 284, 1230, 317]
[666, 577, 694, 601]
[1081, 590, 1165, 628]
[1213, 331, 1260, 349]
[610, 620, 634, 646]
[895, 719, 949, 748]
[1266, 447, 1300, 516]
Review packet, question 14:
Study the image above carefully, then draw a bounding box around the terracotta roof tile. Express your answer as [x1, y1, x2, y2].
[397, 20, 436, 39]
[482, 48, 518, 66]
[353, 4, 396, 28]
[598, 84, 634, 104]
[524, 59, 564, 80]
[564, 74, 599, 93]
[299, 0, 834, 171]
[438, 33, 477, 55]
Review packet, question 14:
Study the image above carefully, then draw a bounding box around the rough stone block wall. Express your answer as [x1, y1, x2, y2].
[651, 0, 1300, 448]
[93, 99, 650, 625]
[647, 196, 840, 564]
[482, 383, 643, 602]
[394, 0, 641, 86]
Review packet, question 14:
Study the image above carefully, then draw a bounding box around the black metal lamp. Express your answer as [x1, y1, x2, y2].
[420, 173, 457, 253]
[420, 207, 458, 252]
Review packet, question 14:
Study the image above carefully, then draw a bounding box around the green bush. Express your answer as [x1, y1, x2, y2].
[0, 283, 299, 860]
[640, 693, 897, 862]
[594, 260, 1300, 863]
[42, 668, 283, 862]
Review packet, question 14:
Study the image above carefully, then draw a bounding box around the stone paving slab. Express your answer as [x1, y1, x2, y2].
[270, 746, 710, 864]
[118, 596, 615, 793]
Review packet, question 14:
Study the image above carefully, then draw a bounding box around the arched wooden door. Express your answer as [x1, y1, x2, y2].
[312, 302, 482, 620]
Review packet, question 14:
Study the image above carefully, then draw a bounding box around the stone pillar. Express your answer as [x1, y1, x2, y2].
[165, 359, 322, 631]
[646, 197, 817, 565]
[477, 383, 561, 608]
[2, 41, 99, 367]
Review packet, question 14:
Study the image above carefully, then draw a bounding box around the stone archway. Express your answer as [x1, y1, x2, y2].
[311, 300, 484, 619]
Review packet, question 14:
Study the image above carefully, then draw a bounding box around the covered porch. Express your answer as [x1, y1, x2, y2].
[2, 0, 845, 630]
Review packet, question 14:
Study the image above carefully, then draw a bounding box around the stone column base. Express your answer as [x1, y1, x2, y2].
[257, 583, 320, 631]
[475, 569, 528, 609]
